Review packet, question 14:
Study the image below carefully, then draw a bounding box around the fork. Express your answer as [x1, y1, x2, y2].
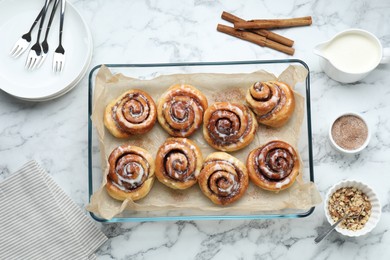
[9, 4, 46, 58]
[25, 0, 51, 70]
[37, 0, 61, 69]
[53, 0, 66, 73]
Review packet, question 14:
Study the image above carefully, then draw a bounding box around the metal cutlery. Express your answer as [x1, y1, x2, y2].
[9, 3, 46, 58]
[52, 0, 66, 73]
[314, 208, 363, 243]
[37, 0, 60, 69]
[25, 0, 51, 70]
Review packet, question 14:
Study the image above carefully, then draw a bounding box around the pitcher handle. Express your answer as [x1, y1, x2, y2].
[380, 47, 390, 64]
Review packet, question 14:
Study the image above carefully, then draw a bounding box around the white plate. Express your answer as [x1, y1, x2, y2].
[17, 36, 93, 102]
[0, 0, 92, 100]
[17, 61, 89, 102]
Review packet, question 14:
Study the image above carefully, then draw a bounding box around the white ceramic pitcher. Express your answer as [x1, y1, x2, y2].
[314, 29, 390, 83]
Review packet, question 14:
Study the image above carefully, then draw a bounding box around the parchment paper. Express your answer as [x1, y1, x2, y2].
[86, 65, 322, 220]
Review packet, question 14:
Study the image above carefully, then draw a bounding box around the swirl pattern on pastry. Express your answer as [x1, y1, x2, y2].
[246, 81, 295, 128]
[104, 89, 157, 138]
[155, 138, 203, 189]
[203, 102, 258, 152]
[198, 152, 249, 205]
[106, 144, 155, 201]
[157, 84, 208, 137]
[246, 140, 300, 191]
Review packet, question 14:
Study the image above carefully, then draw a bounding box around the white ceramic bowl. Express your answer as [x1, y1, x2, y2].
[329, 112, 370, 154]
[324, 180, 381, 237]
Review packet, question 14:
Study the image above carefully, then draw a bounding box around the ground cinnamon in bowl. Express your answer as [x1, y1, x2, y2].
[331, 114, 368, 151]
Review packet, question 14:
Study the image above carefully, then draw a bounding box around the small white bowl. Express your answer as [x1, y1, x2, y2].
[329, 112, 370, 154]
[324, 180, 381, 237]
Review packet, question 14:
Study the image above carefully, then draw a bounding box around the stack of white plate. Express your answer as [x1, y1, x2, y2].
[0, 0, 92, 101]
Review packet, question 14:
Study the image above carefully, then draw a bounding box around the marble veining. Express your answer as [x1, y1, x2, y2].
[1, 0, 390, 259]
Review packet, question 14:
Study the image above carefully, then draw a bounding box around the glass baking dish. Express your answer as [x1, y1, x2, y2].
[88, 59, 315, 222]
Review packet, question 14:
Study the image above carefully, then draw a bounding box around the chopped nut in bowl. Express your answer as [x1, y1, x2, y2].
[324, 180, 381, 237]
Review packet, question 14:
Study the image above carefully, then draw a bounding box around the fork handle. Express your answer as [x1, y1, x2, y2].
[58, 0, 66, 45]
[314, 216, 347, 244]
[43, 0, 60, 41]
[35, 0, 51, 43]
[28, 5, 45, 34]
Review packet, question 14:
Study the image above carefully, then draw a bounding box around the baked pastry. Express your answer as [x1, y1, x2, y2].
[157, 84, 208, 137]
[104, 89, 157, 138]
[246, 140, 300, 191]
[155, 138, 203, 189]
[246, 81, 295, 128]
[203, 102, 258, 152]
[106, 144, 155, 201]
[198, 152, 249, 205]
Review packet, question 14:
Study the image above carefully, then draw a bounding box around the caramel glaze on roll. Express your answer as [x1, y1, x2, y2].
[198, 152, 249, 206]
[106, 144, 155, 201]
[203, 102, 258, 152]
[246, 140, 300, 191]
[157, 84, 208, 137]
[246, 81, 295, 128]
[104, 89, 157, 138]
[155, 138, 203, 189]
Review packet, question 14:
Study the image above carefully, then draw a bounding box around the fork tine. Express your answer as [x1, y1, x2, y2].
[10, 45, 23, 58]
[10, 44, 19, 56]
[10, 38, 30, 58]
[14, 47, 26, 58]
[25, 56, 32, 69]
[27, 59, 34, 70]
[53, 60, 58, 72]
[55, 59, 65, 73]
[32, 57, 42, 70]
[31, 59, 38, 70]
[30, 59, 36, 70]
[26, 56, 35, 70]
[36, 55, 46, 69]
[12, 48, 21, 57]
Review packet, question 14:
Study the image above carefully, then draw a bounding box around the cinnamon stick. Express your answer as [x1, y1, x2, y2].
[221, 11, 294, 47]
[234, 16, 312, 29]
[217, 24, 295, 56]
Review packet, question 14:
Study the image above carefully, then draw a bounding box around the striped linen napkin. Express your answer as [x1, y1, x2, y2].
[0, 161, 107, 260]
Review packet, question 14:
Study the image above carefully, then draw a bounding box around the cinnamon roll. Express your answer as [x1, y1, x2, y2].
[155, 138, 203, 189]
[198, 152, 249, 206]
[104, 89, 157, 138]
[246, 81, 295, 128]
[246, 140, 300, 191]
[203, 102, 258, 152]
[157, 84, 208, 137]
[106, 144, 155, 201]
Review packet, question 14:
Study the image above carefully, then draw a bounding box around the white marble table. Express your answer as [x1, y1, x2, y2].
[1, 0, 390, 259]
